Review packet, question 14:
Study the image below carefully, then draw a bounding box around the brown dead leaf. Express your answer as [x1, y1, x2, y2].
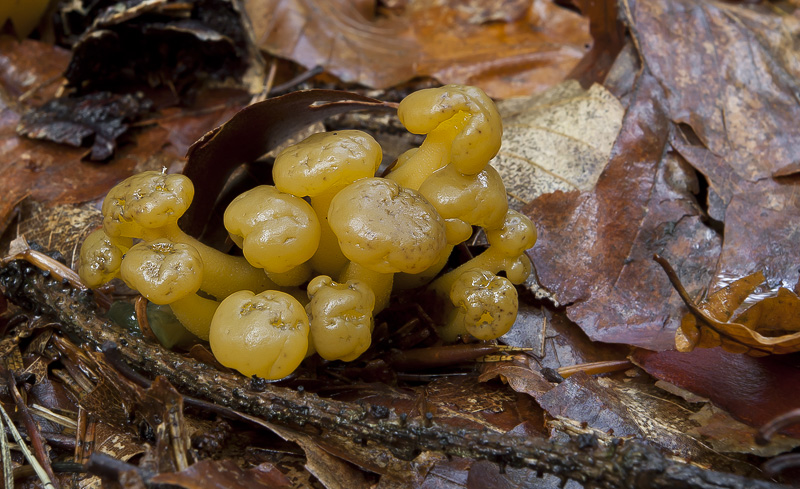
[0, 36, 69, 107]
[622, 0, 800, 184]
[711, 186, 800, 295]
[624, 0, 800, 297]
[631, 347, 800, 438]
[658, 256, 800, 356]
[536, 371, 767, 476]
[523, 70, 720, 350]
[245, 0, 590, 98]
[493, 80, 624, 210]
[150, 459, 292, 488]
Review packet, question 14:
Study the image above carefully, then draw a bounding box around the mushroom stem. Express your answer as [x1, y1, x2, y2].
[309, 189, 349, 277]
[429, 210, 536, 300]
[266, 261, 313, 287]
[339, 261, 393, 313]
[386, 110, 472, 190]
[168, 293, 220, 341]
[139, 223, 275, 299]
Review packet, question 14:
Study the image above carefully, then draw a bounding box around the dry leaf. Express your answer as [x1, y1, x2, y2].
[658, 256, 800, 356]
[493, 80, 624, 209]
[245, 0, 590, 98]
[523, 71, 720, 350]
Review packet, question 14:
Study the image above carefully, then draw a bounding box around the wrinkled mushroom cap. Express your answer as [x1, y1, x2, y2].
[209, 290, 309, 380]
[120, 239, 203, 304]
[398, 85, 502, 175]
[328, 178, 447, 274]
[102, 171, 194, 238]
[419, 163, 508, 237]
[273, 130, 382, 198]
[224, 185, 321, 273]
[78, 229, 132, 288]
[306, 275, 375, 362]
[486, 210, 537, 256]
[450, 269, 518, 340]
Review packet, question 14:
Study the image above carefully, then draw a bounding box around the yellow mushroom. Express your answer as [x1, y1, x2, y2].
[328, 177, 447, 312]
[395, 162, 509, 290]
[119, 239, 219, 340]
[440, 269, 519, 342]
[102, 171, 275, 298]
[223, 185, 321, 286]
[78, 229, 133, 288]
[387, 85, 502, 190]
[273, 130, 382, 277]
[306, 275, 375, 362]
[209, 289, 309, 380]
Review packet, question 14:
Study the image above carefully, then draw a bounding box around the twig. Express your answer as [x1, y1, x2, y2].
[0, 259, 790, 489]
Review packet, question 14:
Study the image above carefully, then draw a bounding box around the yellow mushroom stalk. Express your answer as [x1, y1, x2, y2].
[102, 170, 275, 298]
[119, 239, 219, 340]
[430, 209, 537, 300]
[209, 290, 309, 380]
[328, 177, 448, 312]
[306, 275, 375, 362]
[387, 85, 502, 190]
[273, 130, 382, 277]
[223, 185, 321, 286]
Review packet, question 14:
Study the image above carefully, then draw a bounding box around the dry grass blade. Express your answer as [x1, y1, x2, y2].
[0, 402, 56, 489]
[0, 404, 14, 489]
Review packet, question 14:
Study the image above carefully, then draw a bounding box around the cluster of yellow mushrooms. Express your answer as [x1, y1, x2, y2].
[78, 85, 537, 380]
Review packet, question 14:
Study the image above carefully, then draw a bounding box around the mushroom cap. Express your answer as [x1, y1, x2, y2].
[102, 171, 194, 238]
[209, 290, 309, 380]
[224, 185, 321, 273]
[328, 178, 447, 274]
[486, 210, 537, 257]
[450, 269, 518, 340]
[78, 229, 132, 288]
[419, 163, 508, 233]
[397, 85, 502, 175]
[120, 239, 203, 304]
[273, 130, 382, 198]
[306, 275, 375, 362]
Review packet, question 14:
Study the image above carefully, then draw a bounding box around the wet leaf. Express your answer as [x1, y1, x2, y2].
[631, 347, 800, 438]
[624, 0, 800, 295]
[536, 371, 766, 476]
[181, 89, 394, 237]
[523, 71, 720, 350]
[566, 0, 627, 87]
[150, 459, 292, 488]
[17, 92, 152, 161]
[622, 0, 800, 186]
[493, 80, 624, 210]
[710, 186, 800, 295]
[658, 256, 800, 356]
[245, 0, 591, 98]
[0, 37, 70, 106]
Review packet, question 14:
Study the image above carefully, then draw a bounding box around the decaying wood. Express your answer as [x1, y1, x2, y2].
[0, 258, 790, 489]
